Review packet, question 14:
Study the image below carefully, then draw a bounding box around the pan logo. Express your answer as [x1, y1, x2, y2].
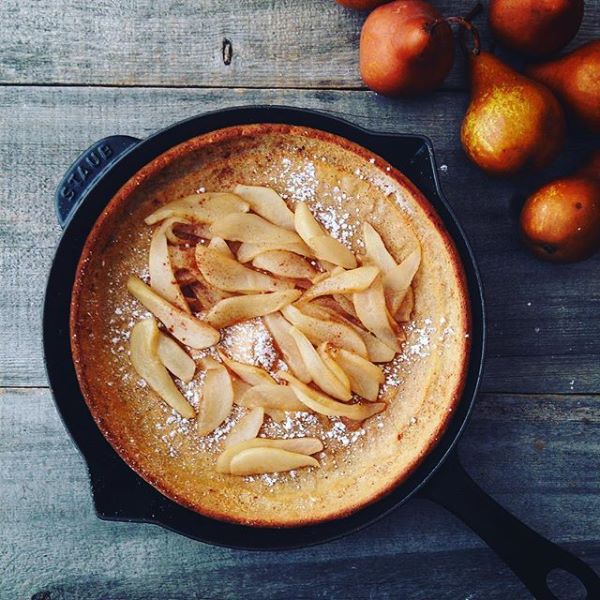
[59, 143, 114, 203]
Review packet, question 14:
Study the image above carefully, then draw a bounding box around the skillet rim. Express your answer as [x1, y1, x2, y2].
[44, 105, 485, 548]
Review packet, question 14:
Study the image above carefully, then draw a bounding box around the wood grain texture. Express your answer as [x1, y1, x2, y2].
[1, 86, 599, 393]
[0, 0, 598, 89]
[2, 1, 599, 597]
[1, 388, 598, 599]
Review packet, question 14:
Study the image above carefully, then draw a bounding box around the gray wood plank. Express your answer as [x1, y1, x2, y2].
[1, 86, 599, 393]
[1, 0, 598, 89]
[1, 388, 598, 599]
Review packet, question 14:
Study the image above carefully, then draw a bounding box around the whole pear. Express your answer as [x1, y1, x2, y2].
[461, 52, 566, 177]
[527, 41, 600, 134]
[489, 0, 584, 57]
[520, 152, 600, 262]
[359, 0, 454, 96]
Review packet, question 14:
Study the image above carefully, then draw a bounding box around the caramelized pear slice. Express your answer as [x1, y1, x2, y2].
[363, 223, 420, 315]
[164, 219, 216, 244]
[281, 304, 367, 357]
[280, 371, 386, 420]
[301, 266, 379, 302]
[149, 218, 190, 312]
[307, 303, 396, 363]
[238, 383, 308, 412]
[205, 290, 301, 329]
[252, 250, 317, 280]
[166, 222, 213, 243]
[211, 213, 304, 246]
[288, 326, 351, 401]
[127, 276, 220, 349]
[207, 236, 234, 259]
[201, 356, 221, 370]
[311, 271, 331, 286]
[307, 235, 357, 269]
[231, 377, 252, 403]
[195, 245, 291, 293]
[129, 319, 195, 419]
[233, 184, 295, 230]
[197, 362, 234, 436]
[168, 243, 199, 274]
[237, 240, 313, 263]
[294, 202, 324, 240]
[299, 300, 342, 322]
[303, 302, 396, 363]
[395, 286, 414, 322]
[316, 342, 352, 390]
[145, 192, 249, 225]
[229, 447, 319, 476]
[354, 327, 396, 363]
[162, 217, 193, 245]
[294, 203, 357, 268]
[263, 312, 312, 382]
[217, 350, 276, 386]
[157, 333, 196, 383]
[169, 244, 233, 304]
[216, 437, 323, 473]
[353, 276, 401, 352]
[223, 407, 264, 449]
[325, 345, 383, 401]
[363, 223, 397, 272]
[384, 249, 421, 314]
[188, 280, 233, 311]
[264, 409, 287, 422]
[332, 293, 359, 318]
[236, 243, 263, 264]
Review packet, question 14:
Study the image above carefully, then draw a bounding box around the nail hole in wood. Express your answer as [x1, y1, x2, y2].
[222, 38, 233, 66]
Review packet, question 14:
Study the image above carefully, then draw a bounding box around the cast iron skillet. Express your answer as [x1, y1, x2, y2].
[44, 106, 598, 599]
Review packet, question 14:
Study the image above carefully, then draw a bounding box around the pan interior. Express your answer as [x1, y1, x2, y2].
[71, 124, 470, 527]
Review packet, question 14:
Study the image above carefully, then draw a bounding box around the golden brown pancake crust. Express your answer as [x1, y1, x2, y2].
[71, 124, 470, 527]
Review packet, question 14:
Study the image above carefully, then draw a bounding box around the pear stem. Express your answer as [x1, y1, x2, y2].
[429, 2, 482, 56]
[446, 16, 481, 56]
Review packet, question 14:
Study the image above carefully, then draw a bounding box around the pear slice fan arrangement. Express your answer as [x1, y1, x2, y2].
[126, 186, 420, 477]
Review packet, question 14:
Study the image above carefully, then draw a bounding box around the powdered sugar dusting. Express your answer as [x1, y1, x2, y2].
[323, 419, 367, 447]
[381, 316, 457, 393]
[311, 183, 360, 248]
[220, 318, 278, 370]
[279, 157, 317, 202]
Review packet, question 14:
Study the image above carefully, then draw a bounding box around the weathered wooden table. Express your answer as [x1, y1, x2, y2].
[1, 1, 599, 598]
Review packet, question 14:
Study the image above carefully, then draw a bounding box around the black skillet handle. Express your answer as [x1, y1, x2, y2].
[419, 452, 600, 599]
[55, 135, 140, 228]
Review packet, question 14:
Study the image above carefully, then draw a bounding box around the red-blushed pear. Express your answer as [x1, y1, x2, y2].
[359, 1, 482, 97]
[489, 0, 583, 57]
[520, 152, 600, 263]
[359, 0, 455, 97]
[527, 41, 600, 134]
